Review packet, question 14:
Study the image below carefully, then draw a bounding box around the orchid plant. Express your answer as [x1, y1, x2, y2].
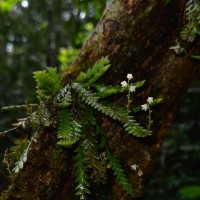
[121, 73, 156, 134]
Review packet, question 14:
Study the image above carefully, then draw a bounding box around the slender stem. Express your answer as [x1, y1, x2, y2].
[147, 106, 152, 134]
[127, 80, 130, 117]
[1, 104, 37, 111]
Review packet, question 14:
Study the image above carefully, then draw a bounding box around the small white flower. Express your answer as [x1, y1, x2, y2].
[147, 97, 153, 104]
[127, 73, 133, 80]
[129, 85, 136, 92]
[131, 164, 138, 171]
[141, 104, 148, 111]
[169, 42, 184, 54]
[138, 169, 143, 177]
[121, 80, 128, 88]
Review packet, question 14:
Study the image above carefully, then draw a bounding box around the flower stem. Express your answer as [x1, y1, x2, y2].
[147, 106, 152, 134]
[127, 81, 131, 117]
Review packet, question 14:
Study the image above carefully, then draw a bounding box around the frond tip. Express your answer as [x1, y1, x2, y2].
[123, 116, 150, 137]
[75, 56, 111, 86]
[74, 145, 91, 199]
[181, 0, 200, 42]
[33, 67, 61, 101]
[107, 151, 134, 197]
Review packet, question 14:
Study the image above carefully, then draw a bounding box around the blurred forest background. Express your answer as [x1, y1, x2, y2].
[0, 1, 200, 199]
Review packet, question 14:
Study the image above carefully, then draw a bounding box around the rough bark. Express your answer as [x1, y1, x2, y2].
[2, 0, 199, 199]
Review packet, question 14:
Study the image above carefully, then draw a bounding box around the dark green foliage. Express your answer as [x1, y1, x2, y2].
[57, 109, 82, 147]
[57, 89, 72, 108]
[82, 137, 108, 184]
[54, 57, 150, 198]
[0, 104, 37, 112]
[0, 0, 20, 12]
[95, 84, 125, 98]
[72, 82, 126, 121]
[1, 57, 155, 199]
[8, 139, 29, 162]
[74, 144, 91, 199]
[95, 80, 145, 98]
[107, 151, 134, 197]
[181, 0, 200, 42]
[33, 68, 62, 101]
[75, 56, 110, 87]
[123, 116, 150, 137]
[179, 185, 200, 199]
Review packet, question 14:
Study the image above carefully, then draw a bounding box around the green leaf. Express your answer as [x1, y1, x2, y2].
[95, 80, 145, 98]
[33, 67, 61, 101]
[74, 144, 91, 200]
[57, 109, 82, 147]
[75, 56, 111, 86]
[107, 151, 134, 197]
[133, 98, 163, 113]
[0, 0, 19, 12]
[189, 54, 200, 60]
[73, 83, 126, 121]
[123, 116, 150, 137]
[181, 1, 200, 42]
[56, 87, 72, 108]
[179, 185, 200, 199]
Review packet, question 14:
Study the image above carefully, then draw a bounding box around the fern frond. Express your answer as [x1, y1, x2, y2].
[103, 102, 127, 117]
[107, 151, 134, 197]
[72, 82, 99, 105]
[0, 117, 28, 137]
[74, 144, 91, 199]
[8, 139, 29, 162]
[123, 116, 150, 137]
[56, 86, 72, 108]
[41, 106, 51, 127]
[13, 131, 38, 173]
[181, 0, 200, 42]
[82, 138, 107, 184]
[57, 109, 82, 147]
[72, 83, 126, 121]
[33, 67, 61, 100]
[79, 104, 96, 127]
[75, 56, 111, 86]
[57, 109, 72, 139]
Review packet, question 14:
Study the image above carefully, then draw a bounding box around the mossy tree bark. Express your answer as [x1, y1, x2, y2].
[2, 0, 199, 199]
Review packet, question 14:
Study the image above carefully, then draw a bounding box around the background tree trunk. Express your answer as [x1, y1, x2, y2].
[2, 0, 199, 199]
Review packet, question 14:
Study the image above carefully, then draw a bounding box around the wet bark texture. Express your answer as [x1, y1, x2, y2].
[2, 0, 199, 199]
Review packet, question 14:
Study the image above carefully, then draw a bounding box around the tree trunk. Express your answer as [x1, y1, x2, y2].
[2, 0, 199, 199]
